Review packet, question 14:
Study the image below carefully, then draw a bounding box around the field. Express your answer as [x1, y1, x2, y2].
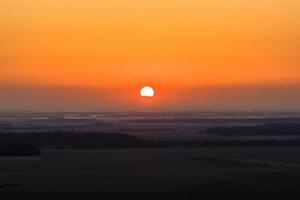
[1, 147, 300, 198]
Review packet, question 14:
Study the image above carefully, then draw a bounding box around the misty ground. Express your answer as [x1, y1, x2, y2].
[1, 112, 300, 199]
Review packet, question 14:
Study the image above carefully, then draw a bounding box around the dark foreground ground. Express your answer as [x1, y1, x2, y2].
[1, 147, 300, 199]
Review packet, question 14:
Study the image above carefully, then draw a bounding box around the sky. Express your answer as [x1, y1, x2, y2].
[1, 0, 300, 111]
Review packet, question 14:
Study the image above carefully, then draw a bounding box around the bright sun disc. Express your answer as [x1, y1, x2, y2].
[140, 86, 155, 97]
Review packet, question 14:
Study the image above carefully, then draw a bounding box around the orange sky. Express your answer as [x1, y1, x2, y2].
[1, 0, 300, 111]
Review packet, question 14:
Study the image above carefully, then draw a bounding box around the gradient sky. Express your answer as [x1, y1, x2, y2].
[1, 0, 300, 111]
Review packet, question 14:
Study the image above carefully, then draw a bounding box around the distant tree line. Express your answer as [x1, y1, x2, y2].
[124, 118, 300, 124]
[146, 139, 300, 148]
[2, 129, 300, 157]
[206, 123, 300, 136]
[0, 131, 143, 149]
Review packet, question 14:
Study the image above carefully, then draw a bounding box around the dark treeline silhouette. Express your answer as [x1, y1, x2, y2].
[123, 118, 300, 124]
[206, 123, 300, 135]
[2, 131, 300, 152]
[0, 131, 143, 149]
[146, 139, 300, 148]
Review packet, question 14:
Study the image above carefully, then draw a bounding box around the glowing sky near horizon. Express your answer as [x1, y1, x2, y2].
[0, 0, 300, 111]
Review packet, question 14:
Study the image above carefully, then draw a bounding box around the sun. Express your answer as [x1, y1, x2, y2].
[140, 86, 155, 97]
